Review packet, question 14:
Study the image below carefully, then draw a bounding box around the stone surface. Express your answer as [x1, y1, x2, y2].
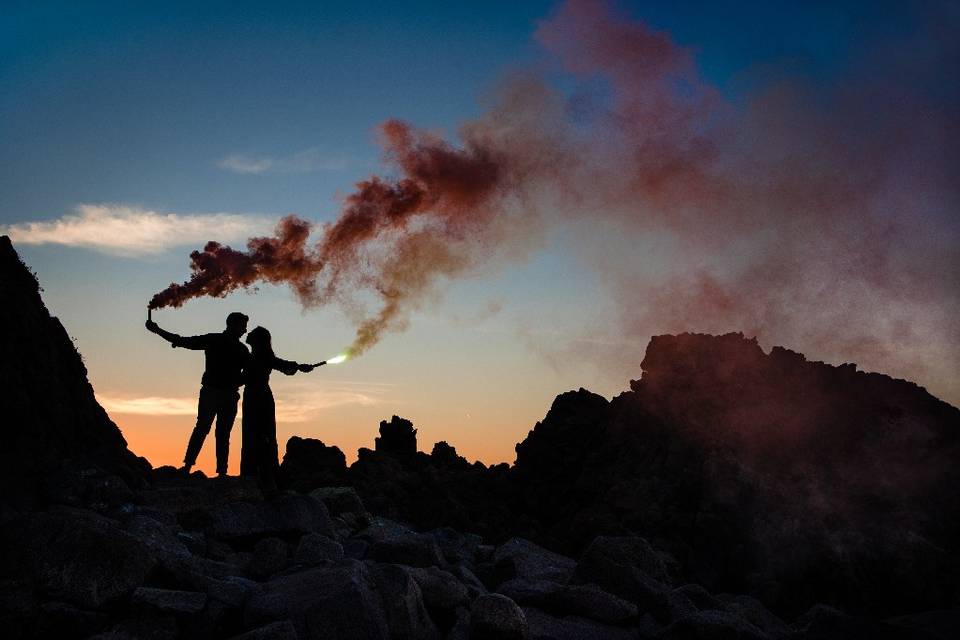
[497, 578, 638, 624]
[660, 610, 769, 640]
[522, 607, 639, 640]
[228, 621, 299, 640]
[429, 526, 483, 565]
[244, 560, 390, 640]
[410, 566, 471, 610]
[493, 538, 576, 585]
[720, 595, 791, 638]
[310, 486, 368, 517]
[294, 532, 344, 565]
[247, 538, 289, 581]
[370, 563, 440, 640]
[131, 587, 207, 614]
[1, 509, 155, 609]
[470, 593, 528, 640]
[368, 533, 446, 568]
[189, 494, 333, 541]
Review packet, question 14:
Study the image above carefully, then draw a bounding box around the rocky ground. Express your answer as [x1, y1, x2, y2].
[5, 467, 954, 639]
[2, 232, 959, 639]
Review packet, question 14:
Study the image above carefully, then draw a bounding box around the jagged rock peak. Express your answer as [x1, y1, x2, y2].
[376, 415, 417, 455]
[0, 236, 149, 510]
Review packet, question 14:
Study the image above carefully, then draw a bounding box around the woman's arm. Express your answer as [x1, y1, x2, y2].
[272, 356, 320, 375]
[272, 357, 301, 375]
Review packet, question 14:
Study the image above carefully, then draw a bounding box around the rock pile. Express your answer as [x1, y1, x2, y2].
[3, 470, 950, 639]
[300, 335, 960, 619]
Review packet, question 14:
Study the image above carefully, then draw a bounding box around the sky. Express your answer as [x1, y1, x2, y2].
[2, 1, 957, 475]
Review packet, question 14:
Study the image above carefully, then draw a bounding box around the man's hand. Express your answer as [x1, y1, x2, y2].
[298, 364, 316, 373]
[145, 320, 160, 334]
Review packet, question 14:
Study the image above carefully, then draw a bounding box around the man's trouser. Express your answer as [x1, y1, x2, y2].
[184, 385, 239, 474]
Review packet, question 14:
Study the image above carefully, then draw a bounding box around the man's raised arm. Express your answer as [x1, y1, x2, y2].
[145, 319, 210, 350]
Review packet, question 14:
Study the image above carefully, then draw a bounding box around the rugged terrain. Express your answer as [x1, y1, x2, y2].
[2, 235, 958, 639]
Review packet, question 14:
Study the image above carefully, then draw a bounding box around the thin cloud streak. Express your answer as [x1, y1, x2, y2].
[217, 148, 350, 175]
[98, 395, 197, 416]
[1, 204, 270, 256]
[99, 385, 384, 422]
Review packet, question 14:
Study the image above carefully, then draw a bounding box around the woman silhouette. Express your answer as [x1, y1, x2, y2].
[242, 326, 323, 492]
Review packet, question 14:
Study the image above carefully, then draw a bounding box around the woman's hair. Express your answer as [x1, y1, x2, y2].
[246, 326, 274, 359]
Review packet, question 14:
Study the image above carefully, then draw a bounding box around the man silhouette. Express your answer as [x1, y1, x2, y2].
[146, 312, 250, 476]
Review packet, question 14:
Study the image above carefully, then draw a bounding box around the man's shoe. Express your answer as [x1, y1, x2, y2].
[179, 464, 193, 476]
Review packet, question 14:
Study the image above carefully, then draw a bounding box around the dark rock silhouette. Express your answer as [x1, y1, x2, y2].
[333, 333, 960, 619]
[375, 415, 418, 455]
[2, 235, 958, 639]
[0, 236, 149, 513]
[278, 436, 348, 492]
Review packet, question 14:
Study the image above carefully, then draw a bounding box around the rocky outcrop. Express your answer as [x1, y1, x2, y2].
[0, 236, 149, 512]
[505, 333, 960, 617]
[302, 332, 959, 619]
[375, 415, 418, 455]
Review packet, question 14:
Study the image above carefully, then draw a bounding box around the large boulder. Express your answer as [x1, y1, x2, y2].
[279, 437, 349, 492]
[497, 578, 637, 624]
[369, 563, 440, 640]
[577, 537, 675, 586]
[309, 487, 368, 518]
[130, 587, 207, 615]
[367, 533, 446, 568]
[660, 609, 769, 640]
[247, 538, 289, 581]
[409, 566, 471, 610]
[470, 593, 527, 640]
[294, 532, 344, 565]
[1, 509, 155, 609]
[492, 538, 576, 585]
[228, 620, 299, 640]
[187, 494, 333, 541]
[522, 606, 638, 640]
[244, 559, 390, 640]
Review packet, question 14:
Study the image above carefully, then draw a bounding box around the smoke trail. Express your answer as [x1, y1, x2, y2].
[151, 120, 512, 355]
[149, 215, 320, 309]
[153, 0, 959, 399]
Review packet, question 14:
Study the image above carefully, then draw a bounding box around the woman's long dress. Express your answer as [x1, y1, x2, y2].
[241, 354, 298, 488]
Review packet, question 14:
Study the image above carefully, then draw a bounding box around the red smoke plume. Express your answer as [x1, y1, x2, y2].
[152, 0, 959, 400]
[150, 120, 508, 355]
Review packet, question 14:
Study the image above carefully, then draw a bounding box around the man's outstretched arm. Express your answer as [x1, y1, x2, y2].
[145, 320, 211, 349]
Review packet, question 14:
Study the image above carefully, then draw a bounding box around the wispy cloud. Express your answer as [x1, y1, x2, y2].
[98, 395, 197, 416]
[98, 383, 385, 422]
[217, 148, 349, 175]
[1, 204, 269, 256]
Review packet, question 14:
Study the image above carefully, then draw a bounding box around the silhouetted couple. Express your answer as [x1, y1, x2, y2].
[146, 312, 324, 491]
